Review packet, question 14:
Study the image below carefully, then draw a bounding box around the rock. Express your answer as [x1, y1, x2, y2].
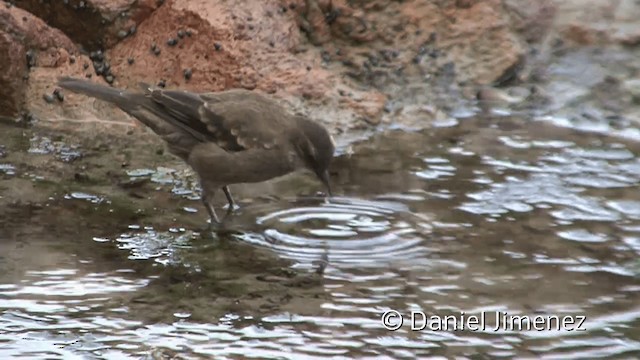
[101, 0, 386, 124]
[623, 79, 640, 102]
[11, 0, 161, 50]
[13, 0, 548, 133]
[293, 0, 526, 85]
[0, 5, 78, 118]
[552, 0, 640, 47]
[503, 0, 556, 44]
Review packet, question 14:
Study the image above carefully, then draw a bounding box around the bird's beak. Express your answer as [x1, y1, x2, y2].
[318, 169, 332, 197]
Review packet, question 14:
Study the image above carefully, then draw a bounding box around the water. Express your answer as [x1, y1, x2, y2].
[1, 114, 640, 359]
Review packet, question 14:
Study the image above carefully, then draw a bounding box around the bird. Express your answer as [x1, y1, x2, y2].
[57, 77, 335, 226]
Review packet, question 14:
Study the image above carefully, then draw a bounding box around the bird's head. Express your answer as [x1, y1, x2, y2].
[294, 116, 336, 196]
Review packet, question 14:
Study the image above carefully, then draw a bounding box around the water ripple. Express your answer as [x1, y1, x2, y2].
[236, 197, 432, 272]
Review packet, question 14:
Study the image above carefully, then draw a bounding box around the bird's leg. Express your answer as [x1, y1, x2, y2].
[201, 188, 220, 227]
[222, 186, 237, 211]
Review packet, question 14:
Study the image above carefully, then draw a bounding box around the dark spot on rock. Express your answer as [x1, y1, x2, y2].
[83, 62, 89, 69]
[167, 38, 178, 46]
[342, 59, 355, 67]
[157, 79, 166, 88]
[151, 43, 161, 56]
[289, 3, 296, 10]
[306, 65, 311, 71]
[22, 16, 26, 21]
[281, 6, 287, 13]
[325, 9, 339, 24]
[69, 56, 76, 64]
[269, 41, 274, 47]
[93, 60, 104, 73]
[183, 68, 192, 80]
[321, 50, 331, 62]
[214, 42, 222, 51]
[185, 30, 192, 37]
[127, 57, 134, 65]
[156, 0, 164, 5]
[117, 30, 128, 39]
[177, 29, 185, 38]
[92, 50, 104, 62]
[26, 49, 36, 68]
[105, 74, 114, 84]
[338, 89, 346, 96]
[85, 73, 92, 78]
[74, 172, 90, 182]
[43, 93, 55, 104]
[53, 88, 64, 102]
[248, 24, 254, 30]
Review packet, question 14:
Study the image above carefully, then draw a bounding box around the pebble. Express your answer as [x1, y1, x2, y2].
[53, 88, 64, 102]
[43, 94, 55, 104]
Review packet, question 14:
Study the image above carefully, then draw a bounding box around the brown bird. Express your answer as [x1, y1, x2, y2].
[57, 77, 335, 226]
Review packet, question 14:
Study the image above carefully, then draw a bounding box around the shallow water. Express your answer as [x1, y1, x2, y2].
[2, 114, 640, 359]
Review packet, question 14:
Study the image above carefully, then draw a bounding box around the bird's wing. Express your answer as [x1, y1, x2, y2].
[148, 88, 292, 152]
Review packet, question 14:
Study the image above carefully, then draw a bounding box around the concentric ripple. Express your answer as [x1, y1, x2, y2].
[235, 196, 434, 272]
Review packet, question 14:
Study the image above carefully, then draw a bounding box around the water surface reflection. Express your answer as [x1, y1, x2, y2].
[1, 116, 640, 358]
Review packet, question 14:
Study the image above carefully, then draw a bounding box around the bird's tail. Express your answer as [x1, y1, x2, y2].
[58, 76, 131, 107]
[57, 76, 200, 159]
[57, 76, 164, 134]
